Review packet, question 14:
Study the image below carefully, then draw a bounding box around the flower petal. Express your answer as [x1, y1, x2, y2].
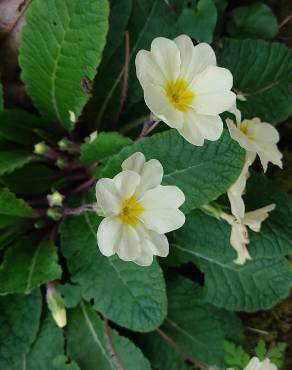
[135, 50, 166, 89]
[96, 178, 122, 216]
[97, 216, 122, 257]
[122, 152, 146, 173]
[116, 225, 141, 261]
[144, 84, 184, 129]
[230, 222, 251, 265]
[139, 185, 185, 233]
[174, 36, 216, 81]
[226, 119, 257, 152]
[113, 170, 141, 199]
[243, 204, 275, 232]
[122, 152, 163, 196]
[150, 37, 180, 82]
[179, 111, 223, 145]
[191, 66, 236, 115]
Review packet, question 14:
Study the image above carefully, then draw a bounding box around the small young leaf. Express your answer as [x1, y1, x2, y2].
[0, 187, 32, 218]
[66, 301, 151, 370]
[100, 129, 245, 213]
[255, 340, 267, 361]
[177, 0, 217, 43]
[227, 3, 278, 39]
[0, 237, 62, 294]
[20, 0, 109, 130]
[218, 38, 292, 124]
[0, 290, 42, 369]
[224, 341, 250, 370]
[267, 342, 287, 368]
[60, 212, 167, 332]
[79, 132, 132, 165]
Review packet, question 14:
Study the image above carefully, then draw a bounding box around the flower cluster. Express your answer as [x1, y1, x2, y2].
[93, 35, 282, 267]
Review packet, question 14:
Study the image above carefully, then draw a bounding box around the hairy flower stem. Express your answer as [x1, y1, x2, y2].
[103, 317, 125, 370]
[137, 118, 160, 140]
[62, 204, 97, 216]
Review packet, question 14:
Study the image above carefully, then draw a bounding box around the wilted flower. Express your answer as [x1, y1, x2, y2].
[136, 35, 235, 146]
[228, 356, 277, 370]
[226, 116, 282, 172]
[227, 153, 255, 220]
[223, 204, 275, 264]
[96, 152, 185, 266]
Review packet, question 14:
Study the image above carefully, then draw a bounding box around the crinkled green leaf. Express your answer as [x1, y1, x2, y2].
[177, 0, 217, 43]
[0, 151, 34, 176]
[244, 173, 292, 258]
[92, 0, 179, 125]
[0, 187, 32, 218]
[80, 132, 132, 165]
[0, 237, 62, 294]
[0, 290, 42, 369]
[25, 311, 64, 370]
[100, 129, 244, 213]
[171, 210, 292, 311]
[227, 3, 278, 39]
[3, 163, 58, 195]
[66, 301, 151, 370]
[53, 356, 80, 370]
[60, 213, 167, 332]
[0, 110, 44, 145]
[218, 38, 292, 124]
[20, 0, 109, 130]
[0, 83, 3, 111]
[59, 283, 82, 309]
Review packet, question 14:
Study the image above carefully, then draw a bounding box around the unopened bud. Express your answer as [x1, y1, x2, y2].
[58, 138, 72, 151]
[236, 92, 247, 102]
[69, 111, 76, 124]
[47, 192, 64, 208]
[34, 142, 49, 155]
[56, 158, 67, 169]
[46, 283, 67, 328]
[47, 208, 62, 221]
[89, 131, 98, 142]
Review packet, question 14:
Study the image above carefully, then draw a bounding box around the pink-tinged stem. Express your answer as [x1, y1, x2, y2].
[103, 317, 125, 370]
[137, 119, 160, 140]
[70, 178, 96, 195]
[63, 204, 97, 216]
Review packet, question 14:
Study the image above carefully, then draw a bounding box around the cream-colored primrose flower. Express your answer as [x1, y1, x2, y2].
[96, 152, 185, 266]
[135, 35, 236, 146]
[226, 116, 282, 172]
[228, 356, 277, 370]
[224, 204, 275, 264]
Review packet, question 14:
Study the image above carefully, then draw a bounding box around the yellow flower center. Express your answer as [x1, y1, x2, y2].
[118, 195, 144, 227]
[240, 121, 256, 141]
[166, 79, 195, 112]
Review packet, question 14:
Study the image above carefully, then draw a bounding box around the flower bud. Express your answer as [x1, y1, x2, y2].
[47, 208, 62, 221]
[47, 191, 64, 208]
[34, 142, 49, 155]
[46, 283, 67, 328]
[58, 138, 72, 151]
[56, 158, 67, 169]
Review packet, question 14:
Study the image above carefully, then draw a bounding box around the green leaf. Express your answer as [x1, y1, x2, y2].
[266, 342, 286, 368]
[0, 110, 45, 145]
[20, 0, 109, 130]
[244, 173, 292, 258]
[53, 356, 80, 370]
[2, 163, 58, 195]
[0, 83, 3, 111]
[66, 301, 151, 370]
[101, 0, 133, 65]
[0, 237, 62, 294]
[60, 212, 167, 332]
[100, 129, 244, 213]
[255, 340, 267, 361]
[177, 0, 217, 43]
[0, 188, 32, 218]
[227, 3, 278, 39]
[218, 38, 292, 124]
[0, 151, 34, 176]
[171, 210, 292, 311]
[92, 0, 179, 125]
[25, 311, 64, 370]
[224, 341, 250, 370]
[0, 290, 42, 369]
[80, 132, 132, 165]
[165, 277, 243, 366]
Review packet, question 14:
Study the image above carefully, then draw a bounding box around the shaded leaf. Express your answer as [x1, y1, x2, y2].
[0, 151, 34, 176]
[0, 187, 32, 218]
